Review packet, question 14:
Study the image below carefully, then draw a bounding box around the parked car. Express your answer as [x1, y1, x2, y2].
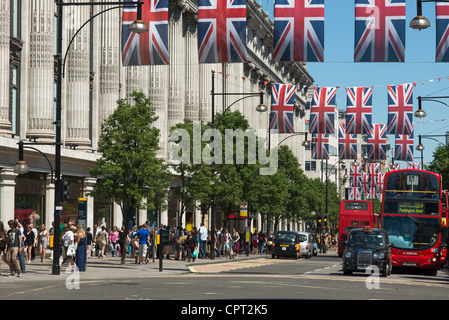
[298, 232, 314, 259]
[272, 231, 302, 259]
[342, 228, 392, 277]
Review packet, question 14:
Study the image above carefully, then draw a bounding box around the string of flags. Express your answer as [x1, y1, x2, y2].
[348, 162, 423, 200]
[121, 0, 449, 65]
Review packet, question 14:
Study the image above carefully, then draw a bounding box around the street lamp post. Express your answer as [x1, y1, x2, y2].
[51, 0, 146, 275]
[416, 134, 447, 169]
[410, 0, 449, 30]
[209, 70, 267, 260]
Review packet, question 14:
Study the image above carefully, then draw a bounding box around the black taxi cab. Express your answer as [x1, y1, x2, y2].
[341, 228, 392, 277]
[271, 231, 302, 259]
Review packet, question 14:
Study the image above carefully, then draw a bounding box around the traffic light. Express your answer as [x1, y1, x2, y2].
[62, 180, 69, 201]
[317, 214, 322, 230]
[323, 214, 328, 228]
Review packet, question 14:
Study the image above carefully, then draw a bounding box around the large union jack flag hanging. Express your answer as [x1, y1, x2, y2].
[345, 86, 373, 134]
[394, 126, 414, 162]
[309, 87, 337, 134]
[360, 172, 371, 194]
[269, 83, 295, 134]
[436, 2, 449, 62]
[350, 163, 363, 188]
[198, 0, 247, 63]
[121, 0, 169, 66]
[311, 133, 329, 159]
[367, 123, 387, 160]
[367, 163, 380, 197]
[273, 0, 325, 62]
[354, 0, 406, 62]
[387, 83, 413, 135]
[376, 172, 385, 194]
[338, 123, 358, 160]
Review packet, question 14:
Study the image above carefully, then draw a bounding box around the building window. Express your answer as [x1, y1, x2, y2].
[10, 66, 19, 135]
[10, 0, 20, 39]
[305, 161, 316, 171]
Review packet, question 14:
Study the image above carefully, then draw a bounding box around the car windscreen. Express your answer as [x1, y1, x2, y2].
[275, 233, 295, 242]
[348, 233, 386, 248]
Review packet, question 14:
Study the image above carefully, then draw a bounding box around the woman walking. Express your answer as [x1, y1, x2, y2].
[186, 231, 198, 262]
[38, 224, 49, 263]
[24, 226, 35, 263]
[75, 225, 86, 272]
[231, 229, 240, 259]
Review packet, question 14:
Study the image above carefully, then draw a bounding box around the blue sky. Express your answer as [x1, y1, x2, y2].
[259, 0, 449, 165]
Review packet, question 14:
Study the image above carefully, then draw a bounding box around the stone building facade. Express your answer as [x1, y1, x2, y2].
[0, 0, 317, 232]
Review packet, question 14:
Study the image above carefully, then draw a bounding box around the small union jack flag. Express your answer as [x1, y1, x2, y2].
[273, 0, 325, 62]
[387, 83, 414, 135]
[394, 127, 414, 162]
[309, 87, 337, 134]
[198, 0, 247, 63]
[367, 163, 379, 189]
[121, 0, 169, 66]
[338, 123, 358, 160]
[349, 187, 361, 200]
[311, 133, 329, 159]
[387, 163, 400, 171]
[350, 163, 363, 188]
[345, 86, 373, 134]
[376, 172, 385, 194]
[360, 172, 371, 194]
[436, 2, 449, 62]
[407, 162, 421, 169]
[354, 0, 406, 62]
[270, 83, 295, 134]
[367, 123, 387, 160]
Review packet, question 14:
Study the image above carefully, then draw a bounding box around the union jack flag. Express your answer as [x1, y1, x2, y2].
[121, 0, 169, 66]
[311, 133, 329, 160]
[366, 186, 378, 199]
[367, 123, 387, 160]
[273, 0, 325, 62]
[354, 0, 406, 62]
[387, 162, 400, 171]
[349, 187, 361, 200]
[367, 163, 379, 189]
[436, 2, 449, 62]
[338, 123, 358, 160]
[345, 86, 373, 134]
[376, 172, 385, 194]
[269, 83, 295, 134]
[360, 172, 371, 194]
[394, 127, 414, 162]
[350, 163, 363, 188]
[309, 87, 337, 134]
[407, 162, 421, 169]
[387, 83, 414, 135]
[198, 0, 247, 63]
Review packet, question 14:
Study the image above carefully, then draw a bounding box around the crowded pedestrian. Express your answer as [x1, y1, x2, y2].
[251, 231, 259, 255]
[0, 221, 9, 272]
[95, 226, 108, 259]
[231, 228, 240, 259]
[86, 227, 93, 258]
[221, 228, 231, 258]
[6, 220, 22, 277]
[199, 223, 208, 258]
[186, 230, 198, 262]
[258, 231, 266, 254]
[63, 225, 76, 271]
[137, 225, 149, 264]
[109, 226, 119, 257]
[24, 225, 35, 263]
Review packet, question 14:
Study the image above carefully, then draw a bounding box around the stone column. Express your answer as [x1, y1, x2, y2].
[0, 1, 10, 134]
[27, 0, 55, 140]
[64, 3, 91, 149]
[0, 169, 18, 223]
[83, 177, 96, 231]
[44, 176, 55, 229]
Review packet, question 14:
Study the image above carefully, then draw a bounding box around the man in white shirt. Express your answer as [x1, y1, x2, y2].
[199, 223, 208, 258]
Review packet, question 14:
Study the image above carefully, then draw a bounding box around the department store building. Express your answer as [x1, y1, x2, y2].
[0, 0, 319, 232]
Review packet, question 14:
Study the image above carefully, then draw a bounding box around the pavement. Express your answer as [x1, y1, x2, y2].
[0, 248, 339, 283]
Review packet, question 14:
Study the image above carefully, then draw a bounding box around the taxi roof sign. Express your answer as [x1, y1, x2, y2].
[362, 228, 373, 233]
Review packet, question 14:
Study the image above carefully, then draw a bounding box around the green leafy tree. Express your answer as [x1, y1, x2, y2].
[89, 91, 169, 264]
[426, 144, 449, 190]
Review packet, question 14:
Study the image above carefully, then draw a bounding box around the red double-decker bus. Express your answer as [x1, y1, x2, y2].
[381, 169, 442, 275]
[338, 200, 378, 257]
[441, 190, 448, 268]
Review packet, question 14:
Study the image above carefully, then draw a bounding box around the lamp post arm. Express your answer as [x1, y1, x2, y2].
[22, 146, 55, 184]
[212, 92, 263, 128]
[275, 132, 308, 148]
[420, 97, 449, 108]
